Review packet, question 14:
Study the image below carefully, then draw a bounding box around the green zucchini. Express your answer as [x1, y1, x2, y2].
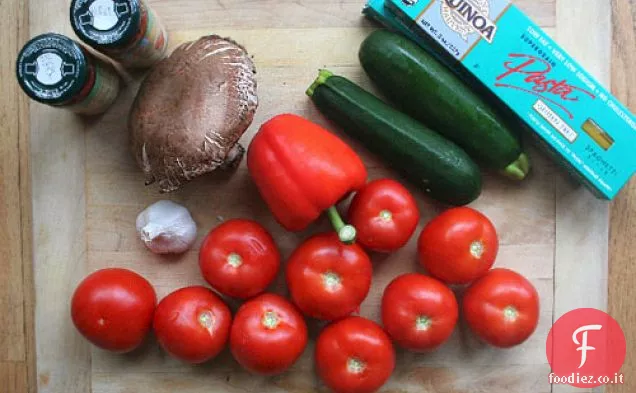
[306, 70, 481, 206]
[359, 30, 530, 180]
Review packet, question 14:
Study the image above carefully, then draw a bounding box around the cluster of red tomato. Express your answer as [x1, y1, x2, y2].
[70, 177, 539, 393]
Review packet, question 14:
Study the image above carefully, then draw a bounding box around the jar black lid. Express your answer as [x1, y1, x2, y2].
[70, 0, 141, 48]
[16, 33, 89, 105]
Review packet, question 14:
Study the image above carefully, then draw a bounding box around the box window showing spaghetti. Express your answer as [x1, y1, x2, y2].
[71, 0, 169, 69]
[582, 119, 614, 151]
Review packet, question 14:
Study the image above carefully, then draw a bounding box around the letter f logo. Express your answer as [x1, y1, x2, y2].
[572, 324, 602, 368]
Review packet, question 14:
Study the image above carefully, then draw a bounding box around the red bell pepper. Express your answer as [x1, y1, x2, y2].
[247, 114, 367, 243]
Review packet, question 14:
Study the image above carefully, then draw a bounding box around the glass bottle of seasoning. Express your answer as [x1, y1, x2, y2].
[70, 0, 169, 69]
[16, 33, 121, 115]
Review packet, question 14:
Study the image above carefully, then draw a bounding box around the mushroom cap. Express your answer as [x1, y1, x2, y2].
[129, 35, 258, 192]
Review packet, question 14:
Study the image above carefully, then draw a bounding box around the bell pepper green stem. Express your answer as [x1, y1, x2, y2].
[326, 206, 356, 244]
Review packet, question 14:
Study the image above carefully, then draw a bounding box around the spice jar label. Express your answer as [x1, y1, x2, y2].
[88, 0, 120, 31]
[16, 34, 88, 104]
[69, 61, 121, 115]
[119, 2, 168, 68]
[71, 0, 169, 69]
[16, 33, 121, 115]
[34, 53, 65, 85]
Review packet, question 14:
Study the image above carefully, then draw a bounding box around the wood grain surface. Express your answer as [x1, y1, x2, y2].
[0, 0, 633, 392]
[27, 2, 93, 393]
[608, 1, 636, 393]
[0, 0, 34, 392]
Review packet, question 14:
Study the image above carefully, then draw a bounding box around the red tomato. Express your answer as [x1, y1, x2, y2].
[381, 273, 458, 351]
[316, 316, 395, 393]
[286, 232, 372, 321]
[463, 268, 539, 348]
[230, 293, 308, 375]
[153, 286, 232, 364]
[348, 179, 420, 252]
[417, 207, 498, 285]
[199, 219, 280, 299]
[71, 268, 156, 353]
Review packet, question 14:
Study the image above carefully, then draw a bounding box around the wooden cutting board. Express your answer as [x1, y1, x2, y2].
[25, 1, 616, 392]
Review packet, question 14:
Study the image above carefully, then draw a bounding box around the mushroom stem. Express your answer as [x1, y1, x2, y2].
[326, 206, 356, 244]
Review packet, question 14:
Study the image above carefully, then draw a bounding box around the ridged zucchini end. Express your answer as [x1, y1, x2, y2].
[501, 153, 531, 181]
[306, 69, 334, 97]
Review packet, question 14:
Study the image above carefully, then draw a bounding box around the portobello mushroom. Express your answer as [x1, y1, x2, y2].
[129, 35, 258, 192]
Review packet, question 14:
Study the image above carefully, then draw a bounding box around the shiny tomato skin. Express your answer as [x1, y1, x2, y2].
[418, 207, 498, 285]
[348, 179, 420, 253]
[316, 316, 395, 393]
[199, 219, 280, 299]
[286, 232, 372, 321]
[230, 293, 308, 375]
[381, 273, 458, 351]
[153, 286, 232, 364]
[71, 268, 156, 353]
[463, 268, 539, 348]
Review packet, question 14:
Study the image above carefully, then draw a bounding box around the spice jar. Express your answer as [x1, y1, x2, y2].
[16, 33, 121, 115]
[70, 0, 169, 69]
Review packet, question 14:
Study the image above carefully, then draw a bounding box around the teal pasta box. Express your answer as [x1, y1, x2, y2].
[364, 0, 636, 200]
[364, 0, 416, 37]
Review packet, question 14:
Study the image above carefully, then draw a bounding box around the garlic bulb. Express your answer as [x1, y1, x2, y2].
[136, 200, 197, 254]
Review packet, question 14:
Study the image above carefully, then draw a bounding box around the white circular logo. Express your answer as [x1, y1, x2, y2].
[441, 0, 490, 41]
[35, 53, 63, 85]
[89, 0, 119, 31]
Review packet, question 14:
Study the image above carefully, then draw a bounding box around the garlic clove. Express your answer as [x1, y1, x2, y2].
[136, 200, 197, 254]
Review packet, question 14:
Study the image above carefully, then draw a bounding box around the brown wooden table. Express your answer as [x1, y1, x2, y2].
[1, 1, 634, 392]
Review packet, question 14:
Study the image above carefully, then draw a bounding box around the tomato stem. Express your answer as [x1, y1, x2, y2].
[262, 311, 280, 329]
[347, 357, 366, 374]
[379, 209, 393, 221]
[227, 252, 243, 268]
[322, 271, 342, 291]
[326, 206, 356, 244]
[503, 306, 518, 322]
[198, 311, 214, 329]
[469, 240, 485, 259]
[415, 315, 431, 331]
